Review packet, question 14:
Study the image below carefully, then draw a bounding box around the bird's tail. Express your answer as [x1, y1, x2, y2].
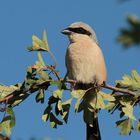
[86, 116, 101, 140]
[75, 83, 101, 140]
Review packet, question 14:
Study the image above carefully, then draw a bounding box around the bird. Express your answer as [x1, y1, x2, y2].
[61, 22, 107, 140]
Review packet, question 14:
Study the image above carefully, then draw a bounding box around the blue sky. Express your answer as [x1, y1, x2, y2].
[0, 0, 140, 140]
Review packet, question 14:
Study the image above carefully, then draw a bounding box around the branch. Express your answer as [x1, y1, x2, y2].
[64, 80, 136, 96]
[0, 79, 136, 105]
[102, 83, 135, 96]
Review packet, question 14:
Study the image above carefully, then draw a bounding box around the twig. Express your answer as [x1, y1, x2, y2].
[102, 83, 135, 96]
[47, 66, 60, 80]
[0, 94, 14, 104]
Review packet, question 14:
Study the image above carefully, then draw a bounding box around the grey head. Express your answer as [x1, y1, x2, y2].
[61, 22, 99, 45]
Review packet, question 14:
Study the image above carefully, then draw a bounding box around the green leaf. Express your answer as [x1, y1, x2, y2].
[99, 91, 115, 101]
[6, 108, 15, 128]
[116, 118, 132, 135]
[55, 100, 63, 116]
[28, 32, 50, 52]
[136, 119, 140, 132]
[50, 81, 62, 88]
[42, 106, 52, 122]
[25, 79, 37, 85]
[73, 90, 85, 112]
[37, 70, 49, 81]
[35, 52, 47, 70]
[53, 89, 63, 99]
[38, 52, 46, 67]
[32, 35, 43, 46]
[0, 117, 11, 136]
[43, 31, 50, 51]
[0, 108, 15, 136]
[116, 70, 140, 91]
[50, 113, 63, 128]
[71, 90, 85, 99]
[62, 98, 72, 105]
[106, 102, 116, 112]
[0, 85, 19, 98]
[27, 66, 33, 74]
[61, 112, 68, 123]
[28, 36, 43, 51]
[36, 89, 45, 103]
[90, 91, 106, 109]
[120, 101, 136, 120]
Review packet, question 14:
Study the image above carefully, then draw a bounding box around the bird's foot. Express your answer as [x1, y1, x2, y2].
[70, 80, 77, 91]
[92, 81, 106, 88]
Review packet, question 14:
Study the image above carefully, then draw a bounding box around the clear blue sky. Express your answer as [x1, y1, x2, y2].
[0, 0, 140, 140]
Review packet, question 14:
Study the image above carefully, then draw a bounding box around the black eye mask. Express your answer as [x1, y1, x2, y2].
[67, 27, 92, 36]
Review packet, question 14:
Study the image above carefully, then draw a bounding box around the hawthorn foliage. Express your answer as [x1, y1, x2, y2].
[0, 31, 140, 138]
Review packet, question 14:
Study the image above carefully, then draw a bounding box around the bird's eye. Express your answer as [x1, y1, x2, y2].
[67, 27, 91, 36]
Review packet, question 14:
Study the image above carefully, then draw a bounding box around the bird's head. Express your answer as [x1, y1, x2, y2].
[61, 22, 98, 44]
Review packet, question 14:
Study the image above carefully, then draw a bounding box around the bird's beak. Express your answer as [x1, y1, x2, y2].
[61, 28, 71, 35]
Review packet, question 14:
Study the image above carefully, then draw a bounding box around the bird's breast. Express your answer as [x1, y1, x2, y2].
[66, 42, 103, 84]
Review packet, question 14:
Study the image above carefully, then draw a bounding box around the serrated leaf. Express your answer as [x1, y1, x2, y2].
[136, 119, 140, 132]
[0, 117, 11, 136]
[0, 108, 15, 136]
[71, 90, 85, 112]
[120, 101, 136, 120]
[36, 89, 45, 103]
[99, 91, 115, 101]
[90, 91, 106, 109]
[116, 119, 132, 135]
[28, 36, 43, 51]
[53, 89, 63, 99]
[116, 70, 140, 91]
[27, 34, 49, 52]
[71, 90, 85, 99]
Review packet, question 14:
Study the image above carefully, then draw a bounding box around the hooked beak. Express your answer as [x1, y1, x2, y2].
[61, 28, 71, 35]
